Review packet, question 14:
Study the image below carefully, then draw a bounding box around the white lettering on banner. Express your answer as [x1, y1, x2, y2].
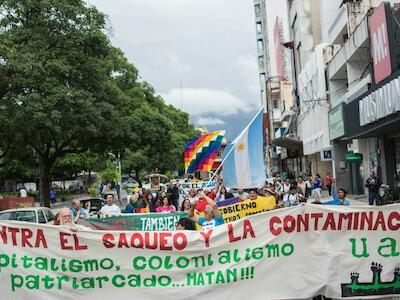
[0, 204, 399, 299]
[359, 76, 400, 126]
[372, 23, 388, 65]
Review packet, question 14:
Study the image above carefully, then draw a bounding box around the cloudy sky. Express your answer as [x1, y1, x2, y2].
[86, 0, 263, 140]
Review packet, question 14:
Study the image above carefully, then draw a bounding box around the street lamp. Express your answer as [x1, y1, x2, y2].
[108, 152, 122, 204]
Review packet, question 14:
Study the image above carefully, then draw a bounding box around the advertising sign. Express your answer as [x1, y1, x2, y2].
[329, 103, 345, 140]
[369, 2, 391, 84]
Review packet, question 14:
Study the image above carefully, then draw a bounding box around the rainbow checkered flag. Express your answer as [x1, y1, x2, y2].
[184, 130, 225, 173]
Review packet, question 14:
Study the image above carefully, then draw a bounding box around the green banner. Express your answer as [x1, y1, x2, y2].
[78, 212, 188, 231]
[329, 104, 345, 140]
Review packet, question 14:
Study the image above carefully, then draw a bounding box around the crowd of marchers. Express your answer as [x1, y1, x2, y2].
[51, 171, 382, 232]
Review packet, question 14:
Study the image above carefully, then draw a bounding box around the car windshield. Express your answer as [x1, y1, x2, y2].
[0, 211, 36, 222]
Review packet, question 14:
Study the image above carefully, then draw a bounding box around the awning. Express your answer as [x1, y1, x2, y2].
[271, 136, 302, 149]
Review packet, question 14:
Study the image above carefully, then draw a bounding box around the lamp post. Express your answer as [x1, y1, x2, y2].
[108, 152, 122, 204]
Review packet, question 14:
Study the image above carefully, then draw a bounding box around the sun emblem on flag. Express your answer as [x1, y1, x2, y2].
[237, 143, 246, 151]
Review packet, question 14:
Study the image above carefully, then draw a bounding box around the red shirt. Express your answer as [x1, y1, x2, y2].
[325, 176, 332, 186]
[195, 199, 208, 212]
[207, 191, 216, 200]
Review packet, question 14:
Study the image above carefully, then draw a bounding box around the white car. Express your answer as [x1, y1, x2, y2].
[0, 207, 55, 224]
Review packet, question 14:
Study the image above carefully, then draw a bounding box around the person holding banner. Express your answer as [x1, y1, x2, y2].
[234, 189, 249, 201]
[70, 199, 89, 222]
[175, 217, 196, 230]
[99, 194, 121, 217]
[249, 189, 276, 210]
[125, 192, 149, 213]
[215, 186, 234, 202]
[283, 186, 302, 207]
[190, 192, 224, 230]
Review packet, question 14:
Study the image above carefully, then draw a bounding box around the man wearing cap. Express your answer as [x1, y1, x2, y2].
[175, 217, 196, 230]
[125, 189, 149, 213]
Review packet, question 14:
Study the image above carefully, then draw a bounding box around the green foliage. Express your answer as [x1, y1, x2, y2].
[89, 180, 101, 197]
[99, 162, 120, 184]
[0, 0, 196, 204]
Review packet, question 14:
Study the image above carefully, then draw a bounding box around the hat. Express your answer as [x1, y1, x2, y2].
[176, 217, 196, 230]
[133, 187, 140, 193]
[264, 188, 274, 194]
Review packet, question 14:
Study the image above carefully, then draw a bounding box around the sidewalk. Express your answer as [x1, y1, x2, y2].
[319, 191, 369, 206]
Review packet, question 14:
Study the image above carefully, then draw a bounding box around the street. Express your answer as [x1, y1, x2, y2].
[0, 0, 400, 299]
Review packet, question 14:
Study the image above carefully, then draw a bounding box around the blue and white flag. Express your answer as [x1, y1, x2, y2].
[222, 108, 266, 188]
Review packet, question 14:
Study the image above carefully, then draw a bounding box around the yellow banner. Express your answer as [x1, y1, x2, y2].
[219, 197, 275, 223]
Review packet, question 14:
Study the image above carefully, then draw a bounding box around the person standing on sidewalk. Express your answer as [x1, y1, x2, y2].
[312, 174, 322, 198]
[365, 171, 380, 205]
[324, 173, 332, 196]
[50, 189, 56, 207]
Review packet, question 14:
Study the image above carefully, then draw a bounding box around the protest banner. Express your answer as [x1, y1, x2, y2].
[0, 204, 399, 299]
[216, 197, 239, 207]
[78, 212, 188, 231]
[218, 197, 271, 223]
[178, 180, 217, 206]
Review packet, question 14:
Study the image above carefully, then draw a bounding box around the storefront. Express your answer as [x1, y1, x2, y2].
[344, 69, 400, 199]
[329, 103, 354, 192]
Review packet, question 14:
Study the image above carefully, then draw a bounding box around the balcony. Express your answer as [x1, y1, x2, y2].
[327, 3, 348, 45]
[327, 15, 368, 81]
[272, 108, 281, 123]
[346, 73, 371, 103]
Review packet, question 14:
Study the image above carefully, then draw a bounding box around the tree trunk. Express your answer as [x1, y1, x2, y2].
[135, 169, 142, 187]
[39, 155, 52, 208]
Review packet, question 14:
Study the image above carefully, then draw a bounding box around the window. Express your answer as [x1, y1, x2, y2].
[0, 211, 36, 222]
[44, 209, 54, 222]
[38, 210, 47, 224]
[257, 39, 264, 53]
[254, 4, 261, 17]
[258, 56, 264, 68]
[256, 21, 262, 34]
[273, 100, 279, 109]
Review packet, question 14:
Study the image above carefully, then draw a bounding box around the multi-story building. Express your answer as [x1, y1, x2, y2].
[326, 0, 400, 198]
[253, 0, 299, 178]
[254, 0, 400, 199]
[286, 0, 333, 178]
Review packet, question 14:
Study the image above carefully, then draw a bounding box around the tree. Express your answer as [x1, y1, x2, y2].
[0, 0, 129, 206]
[0, 0, 197, 203]
[121, 82, 197, 182]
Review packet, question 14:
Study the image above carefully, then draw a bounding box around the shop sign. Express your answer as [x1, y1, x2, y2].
[345, 152, 363, 163]
[328, 104, 345, 140]
[369, 2, 391, 84]
[320, 147, 333, 161]
[359, 75, 400, 126]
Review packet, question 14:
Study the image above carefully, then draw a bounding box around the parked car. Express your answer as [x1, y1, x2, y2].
[0, 207, 55, 224]
[77, 196, 106, 216]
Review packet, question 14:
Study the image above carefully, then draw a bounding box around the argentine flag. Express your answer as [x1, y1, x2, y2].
[222, 108, 266, 188]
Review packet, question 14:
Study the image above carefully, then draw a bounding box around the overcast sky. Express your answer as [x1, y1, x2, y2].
[86, 0, 264, 140]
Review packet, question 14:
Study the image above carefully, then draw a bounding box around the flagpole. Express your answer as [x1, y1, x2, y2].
[207, 107, 265, 185]
[207, 141, 236, 184]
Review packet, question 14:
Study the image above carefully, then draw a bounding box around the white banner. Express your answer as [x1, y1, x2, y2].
[0, 204, 399, 299]
[178, 181, 217, 206]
